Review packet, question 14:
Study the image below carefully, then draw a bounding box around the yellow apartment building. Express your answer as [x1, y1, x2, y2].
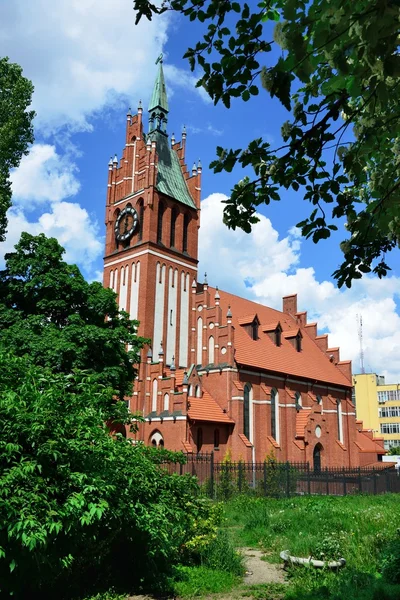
[353, 373, 400, 450]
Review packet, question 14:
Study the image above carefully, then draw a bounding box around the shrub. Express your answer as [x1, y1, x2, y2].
[0, 351, 215, 599]
[381, 537, 400, 584]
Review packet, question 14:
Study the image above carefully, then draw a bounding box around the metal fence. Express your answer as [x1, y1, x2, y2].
[162, 453, 400, 498]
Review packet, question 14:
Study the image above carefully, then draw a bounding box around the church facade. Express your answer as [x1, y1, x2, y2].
[103, 60, 385, 469]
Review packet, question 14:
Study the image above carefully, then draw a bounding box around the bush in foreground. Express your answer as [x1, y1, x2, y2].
[0, 351, 216, 599]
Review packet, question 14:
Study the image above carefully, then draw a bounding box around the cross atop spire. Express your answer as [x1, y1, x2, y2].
[148, 55, 169, 133]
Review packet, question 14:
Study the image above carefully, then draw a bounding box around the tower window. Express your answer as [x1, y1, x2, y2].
[138, 200, 144, 241]
[170, 208, 178, 248]
[157, 202, 165, 245]
[183, 214, 189, 253]
[244, 383, 251, 440]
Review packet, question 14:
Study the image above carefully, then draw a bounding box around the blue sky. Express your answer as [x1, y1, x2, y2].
[0, 0, 399, 381]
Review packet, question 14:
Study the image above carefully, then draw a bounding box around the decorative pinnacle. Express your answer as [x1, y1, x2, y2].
[170, 356, 176, 371]
[182, 124, 187, 138]
[158, 341, 164, 357]
[127, 107, 131, 117]
[197, 159, 202, 172]
[215, 286, 220, 300]
[183, 371, 189, 385]
[191, 279, 197, 288]
[113, 154, 118, 165]
[138, 99, 143, 110]
[204, 272, 208, 285]
[227, 305, 232, 319]
[171, 132, 175, 145]
[147, 347, 153, 360]
[108, 156, 113, 168]
[192, 162, 197, 176]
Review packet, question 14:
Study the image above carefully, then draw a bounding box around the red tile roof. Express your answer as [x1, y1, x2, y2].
[208, 287, 351, 387]
[188, 390, 234, 424]
[238, 314, 258, 325]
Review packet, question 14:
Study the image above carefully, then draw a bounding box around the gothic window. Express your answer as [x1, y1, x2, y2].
[189, 384, 194, 397]
[197, 317, 203, 365]
[138, 199, 144, 241]
[271, 388, 279, 442]
[150, 430, 164, 448]
[244, 383, 252, 441]
[337, 399, 344, 443]
[163, 393, 169, 412]
[157, 201, 165, 245]
[183, 214, 189, 253]
[214, 429, 220, 449]
[208, 335, 215, 364]
[295, 392, 302, 411]
[196, 385, 201, 398]
[152, 379, 158, 413]
[197, 428, 203, 452]
[170, 208, 178, 248]
[276, 327, 282, 347]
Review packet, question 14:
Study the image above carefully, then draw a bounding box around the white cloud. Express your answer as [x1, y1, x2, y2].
[198, 193, 400, 383]
[0, 0, 169, 133]
[164, 64, 212, 105]
[10, 144, 80, 206]
[1, 202, 103, 275]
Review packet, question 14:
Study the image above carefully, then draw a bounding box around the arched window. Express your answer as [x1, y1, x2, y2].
[337, 399, 344, 443]
[244, 383, 252, 441]
[157, 201, 165, 245]
[197, 317, 203, 365]
[188, 384, 194, 397]
[152, 379, 158, 413]
[313, 443, 323, 472]
[163, 393, 169, 412]
[197, 428, 203, 452]
[138, 199, 144, 241]
[295, 392, 302, 411]
[170, 207, 178, 248]
[183, 214, 189, 253]
[196, 385, 201, 398]
[271, 388, 279, 443]
[208, 335, 215, 364]
[150, 430, 164, 448]
[214, 429, 220, 449]
[316, 395, 323, 413]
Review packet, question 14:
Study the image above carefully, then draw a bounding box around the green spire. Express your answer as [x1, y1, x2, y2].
[148, 54, 169, 115]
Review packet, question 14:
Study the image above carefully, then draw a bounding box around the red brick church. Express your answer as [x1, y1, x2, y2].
[103, 59, 384, 469]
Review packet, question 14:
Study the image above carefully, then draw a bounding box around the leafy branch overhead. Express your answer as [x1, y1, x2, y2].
[0, 57, 35, 241]
[134, 0, 400, 287]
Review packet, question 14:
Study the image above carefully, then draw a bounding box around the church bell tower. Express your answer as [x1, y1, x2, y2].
[103, 56, 201, 372]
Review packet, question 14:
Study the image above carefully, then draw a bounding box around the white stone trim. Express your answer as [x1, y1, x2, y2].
[147, 416, 187, 422]
[105, 248, 197, 271]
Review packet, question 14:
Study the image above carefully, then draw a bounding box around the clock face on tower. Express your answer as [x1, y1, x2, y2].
[114, 206, 139, 242]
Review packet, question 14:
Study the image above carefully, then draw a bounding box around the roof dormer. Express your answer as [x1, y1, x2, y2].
[238, 313, 260, 340]
[283, 329, 303, 352]
[262, 321, 283, 347]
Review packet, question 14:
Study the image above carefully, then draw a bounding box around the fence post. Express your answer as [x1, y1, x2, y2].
[286, 462, 290, 497]
[325, 467, 329, 495]
[210, 451, 215, 499]
[343, 468, 347, 496]
[180, 460, 183, 476]
[373, 468, 377, 495]
[238, 461, 243, 493]
[358, 466, 362, 493]
[263, 461, 267, 496]
[385, 468, 390, 493]
[307, 462, 311, 495]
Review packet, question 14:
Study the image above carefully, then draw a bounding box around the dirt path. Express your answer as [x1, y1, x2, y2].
[128, 547, 286, 599]
[240, 547, 286, 585]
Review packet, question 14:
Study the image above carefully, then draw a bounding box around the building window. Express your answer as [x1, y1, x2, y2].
[244, 383, 251, 440]
[251, 320, 258, 340]
[150, 430, 164, 448]
[275, 327, 281, 347]
[197, 428, 203, 452]
[138, 199, 144, 241]
[157, 201, 165, 244]
[214, 429, 220, 449]
[170, 207, 178, 248]
[380, 423, 400, 434]
[270, 389, 280, 443]
[208, 335, 215, 364]
[152, 379, 158, 413]
[188, 384, 194, 397]
[195, 385, 201, 398]
[379, 406, 400, 418]
[378, 390, 400, 403]
[296, 334, 302, 352]
[337, 399, 344, 443]
[183, 214, 189, 253]
[295, 392, 302, 411]
[197, 317, 203, 365]
[163, 393, 169, 412]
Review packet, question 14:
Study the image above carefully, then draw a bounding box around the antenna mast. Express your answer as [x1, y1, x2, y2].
[357, 314, 365, 374]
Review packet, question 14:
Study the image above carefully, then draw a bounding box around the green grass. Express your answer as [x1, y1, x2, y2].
[223, 494, 400, 600]
[173, 565, 241, 597]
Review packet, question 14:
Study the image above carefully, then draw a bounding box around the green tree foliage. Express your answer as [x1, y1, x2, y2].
[0, 57, 35, 241]
[0, 233, 146, 398]
[134, 0, 400, 287]
[388, 445, 400, 455]
[0, 351, 214, 598]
